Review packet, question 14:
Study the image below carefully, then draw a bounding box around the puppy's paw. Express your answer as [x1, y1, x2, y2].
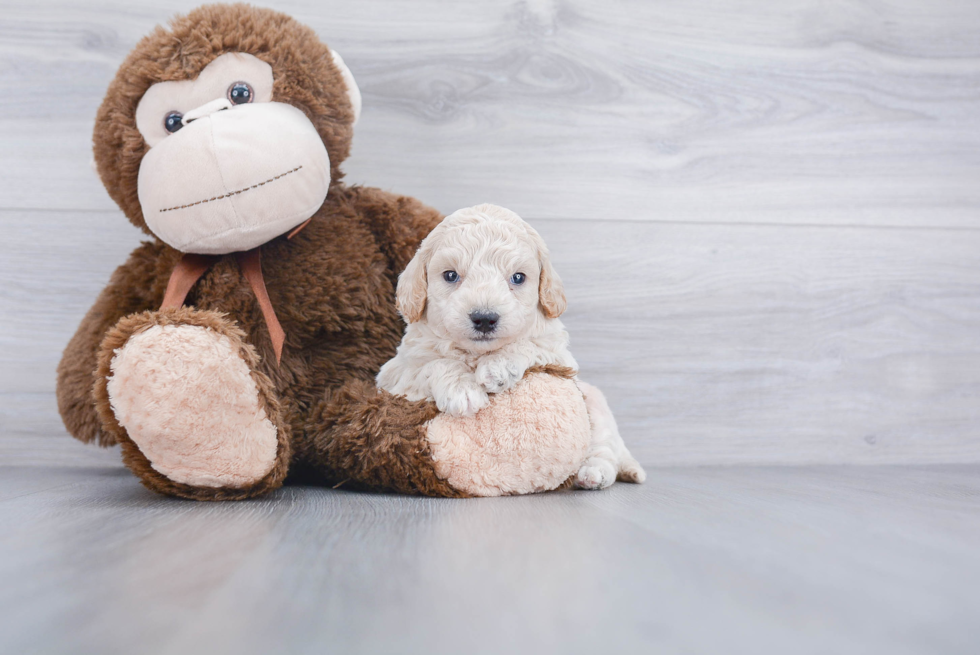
[574, 457, 618, 490]
[475, 354, 526, 394]
[436, 381, 490, 417]
[618, 456, 647, 484]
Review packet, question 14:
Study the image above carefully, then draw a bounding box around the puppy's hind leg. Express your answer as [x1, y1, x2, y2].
[574, 381, 646, 489]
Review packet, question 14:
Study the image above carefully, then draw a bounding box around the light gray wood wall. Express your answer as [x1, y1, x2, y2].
[2, 0, 979, 466]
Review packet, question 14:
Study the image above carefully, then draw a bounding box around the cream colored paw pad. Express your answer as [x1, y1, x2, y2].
[106, 324, 278, 488]
[425, 373, 592, 497]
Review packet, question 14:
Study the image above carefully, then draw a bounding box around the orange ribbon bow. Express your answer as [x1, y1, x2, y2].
[158, 218, 312, 365]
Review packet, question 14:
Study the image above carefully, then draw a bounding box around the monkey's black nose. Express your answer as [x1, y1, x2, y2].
[469, 310, 499, 334]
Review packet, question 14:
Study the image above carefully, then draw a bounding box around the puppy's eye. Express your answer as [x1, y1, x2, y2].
[510, 272, 526, 285]
[228, 82, 254, 105]
[164, 112, 184, 133]
[443, 270, 459, 283]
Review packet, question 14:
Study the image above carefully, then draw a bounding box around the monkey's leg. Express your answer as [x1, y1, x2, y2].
[302, 368, 592, 497]
[94, 308, 290, 500]
[301, 379, 467, 496]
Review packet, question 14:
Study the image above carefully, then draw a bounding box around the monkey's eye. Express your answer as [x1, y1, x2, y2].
[164, 112, 184, 134]
[228, 82, 254, 105]
[510, 272, 526, 285]
[443, 271, 459, 283]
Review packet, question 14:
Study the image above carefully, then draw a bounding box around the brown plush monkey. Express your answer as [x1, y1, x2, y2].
[56, 3, 592, 500]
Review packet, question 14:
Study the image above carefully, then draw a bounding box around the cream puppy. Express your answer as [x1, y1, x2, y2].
[377, 203, 645, 489]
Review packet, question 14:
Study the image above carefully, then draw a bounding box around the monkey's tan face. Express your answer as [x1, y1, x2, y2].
[134, 52, 358, 254]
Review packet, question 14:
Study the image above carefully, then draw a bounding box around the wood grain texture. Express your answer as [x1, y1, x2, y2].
[1, 465, 978, 654]
[0, 0, 978, 225]
[2, 0, 980, 466]
[541, 219, 980, 465]
[3, 210, 979, 465]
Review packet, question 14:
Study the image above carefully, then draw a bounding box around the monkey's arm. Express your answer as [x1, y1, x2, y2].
[56, 241, 176, 446]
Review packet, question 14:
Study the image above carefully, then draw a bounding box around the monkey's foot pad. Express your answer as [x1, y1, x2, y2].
[425, 373, 593, 497]
[106, 324, 278, 488]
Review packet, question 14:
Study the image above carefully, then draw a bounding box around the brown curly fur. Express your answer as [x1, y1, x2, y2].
[57, 4, 454, 499]
[303, 381, 468, 497]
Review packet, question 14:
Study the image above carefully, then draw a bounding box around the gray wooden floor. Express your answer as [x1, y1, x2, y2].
[1, 464, 978, 654]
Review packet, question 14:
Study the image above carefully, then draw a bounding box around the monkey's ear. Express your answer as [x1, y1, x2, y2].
[330, 50, 361, 125]
[396, 236, 435, 323]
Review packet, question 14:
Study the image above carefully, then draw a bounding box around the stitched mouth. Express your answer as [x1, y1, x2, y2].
[158, 165, 303, 213]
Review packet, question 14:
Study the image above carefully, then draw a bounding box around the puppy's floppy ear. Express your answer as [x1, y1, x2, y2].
[538, 256, 567, 318]
[396, 234, 435, 323]
[530, 230, 567, 319]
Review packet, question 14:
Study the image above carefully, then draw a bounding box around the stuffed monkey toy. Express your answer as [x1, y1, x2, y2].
[56, 3, 594, 500]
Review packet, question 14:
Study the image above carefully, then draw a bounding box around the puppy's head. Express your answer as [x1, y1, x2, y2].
[396, 204, 566, 352]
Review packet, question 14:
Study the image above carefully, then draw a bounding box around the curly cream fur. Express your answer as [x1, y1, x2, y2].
[378, 204, 645, 489]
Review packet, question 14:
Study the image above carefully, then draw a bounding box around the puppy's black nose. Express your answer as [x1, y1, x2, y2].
[469, 310, 499, 334]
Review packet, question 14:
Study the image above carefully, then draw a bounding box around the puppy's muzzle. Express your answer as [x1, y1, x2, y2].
[469, 310, 499, 334]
